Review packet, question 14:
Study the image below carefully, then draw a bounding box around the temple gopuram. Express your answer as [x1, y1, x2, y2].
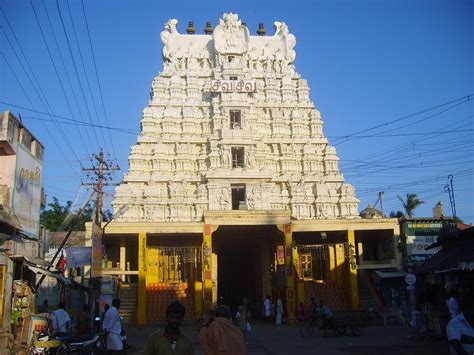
[90, 13, 400, 324]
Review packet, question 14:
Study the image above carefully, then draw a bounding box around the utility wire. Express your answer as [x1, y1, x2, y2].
[331, 94, 473, 144]
[0, 53, 79, 174]
[28, 0, 96, 160]
[1, 10, 83, 165]
[63, 0, 110, 154]
[54, 0, 101, 148]
[80, 0, 118, 161]
[39, 0, 92, 155]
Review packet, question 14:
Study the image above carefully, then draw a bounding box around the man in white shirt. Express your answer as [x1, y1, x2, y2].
[264, 296, 272, 321]
[448, 291, 461, 319]
[447, 295, 474, 355]
[102, 298, 123, 352]
[50, 302, 70, 336]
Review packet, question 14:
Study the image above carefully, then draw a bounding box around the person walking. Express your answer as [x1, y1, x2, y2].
[144, 301, 194, 355]
[102, 298, 123, 353]
[447, 294, 474, 355]
[447, 290, 461, 319]
[263, 296, 272, 321]
[297, 302, 306, 322]
[199, 304, 246, 355]
[275, 298, 284, 325]
[50, 302, 70, 337]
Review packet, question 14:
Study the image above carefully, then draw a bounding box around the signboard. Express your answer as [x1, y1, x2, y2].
[101, 276, 115, 294]
[27, 315, 48, 342]
[210, 80, 256, 93]
[276, 245, 285, 265]
[12, 144, 42, 238]
[405, 222, 443, 264]
[405, 274, 416, 285]
[65, 247, 92, 268]
[91, 223, 102, 278]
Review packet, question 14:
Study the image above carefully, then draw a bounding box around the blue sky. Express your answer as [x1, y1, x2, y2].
[1, 0, 473, 222]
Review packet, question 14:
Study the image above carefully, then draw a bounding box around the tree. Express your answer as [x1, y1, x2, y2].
[40, 197, 93, 231]
[397, 193, 424, 218]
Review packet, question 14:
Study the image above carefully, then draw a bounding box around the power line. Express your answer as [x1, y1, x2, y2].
[27, 0, 97, 161]
[0, 52, 79, 174]
[0, 10, 84, 164]
[331, 94, 473, 144]
[339, 115, 474, 172]
[39, 0, 92, 155]
[80, 0, 118, 161]
[54, 0, 101, 148]
[63, 0, 110, 154]
[3, 3, 87, 162]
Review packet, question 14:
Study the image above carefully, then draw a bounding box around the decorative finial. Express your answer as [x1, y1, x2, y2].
[186, 21, 195, 34]
[257, 23, 266, 36]
[204, 21, 213, 35]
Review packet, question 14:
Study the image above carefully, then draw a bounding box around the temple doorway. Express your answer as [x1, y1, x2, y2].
[212, 225, 279, 314]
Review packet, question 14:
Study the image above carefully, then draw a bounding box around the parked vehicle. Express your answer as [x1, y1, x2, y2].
[300, 310, 364, 338]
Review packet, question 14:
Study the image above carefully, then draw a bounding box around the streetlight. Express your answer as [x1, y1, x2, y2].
[102, 205, 129, 231]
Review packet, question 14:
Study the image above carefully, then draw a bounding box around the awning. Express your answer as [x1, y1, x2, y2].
[0, 209, 21, 230]
[24, 256, 53, 269]
[415, 244, 474, 274]
[26, 265, 73, 286]
[375, 270, 407, 279]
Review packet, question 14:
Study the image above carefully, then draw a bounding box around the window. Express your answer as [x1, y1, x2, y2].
[231, 185, 246, 210]
[230, 76, 238, 81]
[231, 147, 244, 168]
[228, 56, 234, 63]
[230, 110, 241, 129]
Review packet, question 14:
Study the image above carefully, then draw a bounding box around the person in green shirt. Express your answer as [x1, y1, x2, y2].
[144, 301, 194, 355]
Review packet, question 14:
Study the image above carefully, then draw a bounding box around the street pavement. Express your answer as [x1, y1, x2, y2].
[125, 322, 447, 354]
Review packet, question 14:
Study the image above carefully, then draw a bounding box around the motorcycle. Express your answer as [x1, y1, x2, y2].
[29, 329, 103, 354]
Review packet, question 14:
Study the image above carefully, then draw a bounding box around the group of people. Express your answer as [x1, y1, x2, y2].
[144, 301, 246, 355]
[263, 296, 285, 325]
[38, 298, 125, 353]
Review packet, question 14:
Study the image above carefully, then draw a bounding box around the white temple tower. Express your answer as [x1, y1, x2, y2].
[113, 13, 359, 222]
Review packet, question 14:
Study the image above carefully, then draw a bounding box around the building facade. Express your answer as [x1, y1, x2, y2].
[99, 14, 400, 324]
[0, 111, 45, 351]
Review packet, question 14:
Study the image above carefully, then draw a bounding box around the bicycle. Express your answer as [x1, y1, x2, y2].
[300, 313, 347, 338]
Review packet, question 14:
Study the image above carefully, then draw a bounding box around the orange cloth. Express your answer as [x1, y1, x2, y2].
[198, 318, 246, 355]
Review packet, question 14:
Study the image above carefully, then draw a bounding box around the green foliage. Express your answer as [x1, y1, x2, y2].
[40, 197, 93, 231]
[397, 193, 424, 218]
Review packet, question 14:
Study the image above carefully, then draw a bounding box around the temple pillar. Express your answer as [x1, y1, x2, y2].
[137, 232, 147, 325]
[120, 236, 126, 283]
[202, 224, 216, 311]
[347, 229, 360, 309]
[329, 245, 337, 282]
[283, 223, 296, 323]
[335, 244, 345, 287]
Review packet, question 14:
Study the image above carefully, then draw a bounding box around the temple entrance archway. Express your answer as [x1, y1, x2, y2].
[212, 225, 280, 314]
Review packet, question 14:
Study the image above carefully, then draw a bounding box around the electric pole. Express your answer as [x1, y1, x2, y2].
[82, 149, 120, 328]
[378, 191, 384, 218]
